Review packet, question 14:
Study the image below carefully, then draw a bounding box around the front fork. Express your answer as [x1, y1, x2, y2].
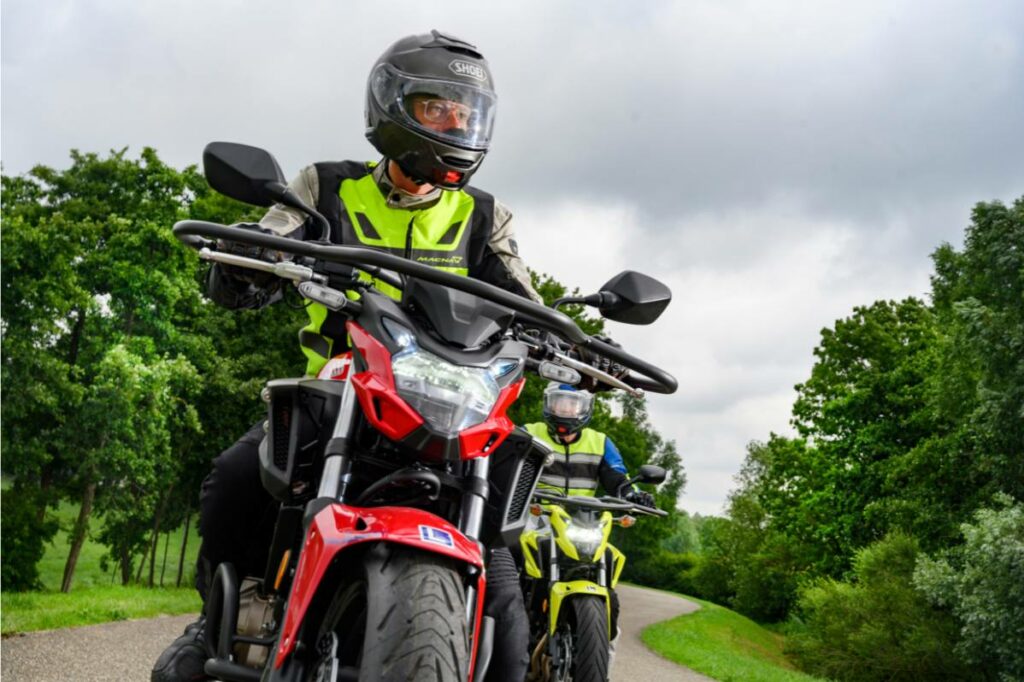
[309, 377, 493, 666]
[546, 552, 611, 668]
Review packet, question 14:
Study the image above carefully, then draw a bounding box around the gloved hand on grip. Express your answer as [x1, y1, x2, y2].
[624, 489, 655, 509]
[216, 223, 282, 287]
[574, 334, 628, 392]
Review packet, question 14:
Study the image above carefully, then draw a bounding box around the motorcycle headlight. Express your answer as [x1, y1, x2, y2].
[565, 523, 606, 560]
[384, 318, 520, 436]
[394, 346, 522, 435]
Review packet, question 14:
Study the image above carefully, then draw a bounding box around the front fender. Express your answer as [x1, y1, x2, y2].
[549, 581, 610, 636]
[274, 503, 484, 669]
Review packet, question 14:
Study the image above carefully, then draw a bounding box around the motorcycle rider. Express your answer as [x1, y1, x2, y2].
[153, 30, 543, 682]
[523, 383, 656, 667]
[526, 383, 654, 506]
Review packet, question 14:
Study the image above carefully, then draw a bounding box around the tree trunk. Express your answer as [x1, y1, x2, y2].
[61, 480, 97, 593]
[36, 467, 54, 525]
[177, 508, 192, 588]
[135, 546, 148, 584]
[160, 531, 171, 586]
[120, 548, 132, 585]
[148, 489, 171, 588]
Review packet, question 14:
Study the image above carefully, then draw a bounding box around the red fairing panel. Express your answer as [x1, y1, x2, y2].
[346, 321, 425, 441]
[459, 378, 524, 459]
[274, 504, 484, 669]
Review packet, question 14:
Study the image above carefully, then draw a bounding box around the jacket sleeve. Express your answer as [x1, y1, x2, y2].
[257, 164, 319, 238]
[598, 437, 631, 497]
[205, 167, 318, 309]
[470, 200, 544, 304]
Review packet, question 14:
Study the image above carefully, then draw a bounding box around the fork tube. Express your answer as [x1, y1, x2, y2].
[549, 533, 560, 583]
[318, 379, 359, 501]
[459, 457, 489, 541]
[460, 457, 489, 624]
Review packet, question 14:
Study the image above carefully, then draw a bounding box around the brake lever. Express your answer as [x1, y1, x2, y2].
[551, 351, 644, 398]
[198, 248, 325, 284]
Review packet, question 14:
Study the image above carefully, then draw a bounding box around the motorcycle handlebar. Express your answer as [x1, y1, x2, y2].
[174, 220, 678, 394]
[531, 490, 667, 516]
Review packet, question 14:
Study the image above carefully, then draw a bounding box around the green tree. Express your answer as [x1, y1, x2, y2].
[60, 344, 200, 589]
[787, 533, 973, 682]
[789, 298, 940, 573]
[914, 494, 1024, 680]
[1, 148, 301, 589]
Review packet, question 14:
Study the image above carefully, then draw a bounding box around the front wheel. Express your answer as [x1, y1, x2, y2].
[310, 543, 469, 682]
[554, 596, 609, 682]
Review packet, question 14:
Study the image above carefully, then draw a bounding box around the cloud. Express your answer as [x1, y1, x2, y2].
[2, 0, 1022, 516]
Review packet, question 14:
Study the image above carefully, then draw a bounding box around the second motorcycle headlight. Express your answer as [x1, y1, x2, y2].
[392, 348, 501, 436]
[565, 523, 606, 559]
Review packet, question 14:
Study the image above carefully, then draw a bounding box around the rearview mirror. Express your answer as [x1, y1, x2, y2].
[596, 271, 671, 325]
[636, 464, 667, 485]
[202, 141, 288, 207]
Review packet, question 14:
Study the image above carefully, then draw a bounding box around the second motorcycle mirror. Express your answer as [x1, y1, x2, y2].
[597, 270, 672, 325]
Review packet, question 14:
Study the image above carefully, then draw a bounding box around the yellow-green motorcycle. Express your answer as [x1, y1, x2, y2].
[519, 466, 667, 682]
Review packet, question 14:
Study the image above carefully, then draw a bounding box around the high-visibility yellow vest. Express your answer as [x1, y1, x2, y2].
[525, 423, 607, 497]
[299, 162, 481, 376]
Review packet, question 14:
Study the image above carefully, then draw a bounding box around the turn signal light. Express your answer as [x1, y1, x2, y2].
[618, 515, 637, 528]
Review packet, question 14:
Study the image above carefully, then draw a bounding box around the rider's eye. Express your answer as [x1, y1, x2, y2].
[423, 101, 446, 121]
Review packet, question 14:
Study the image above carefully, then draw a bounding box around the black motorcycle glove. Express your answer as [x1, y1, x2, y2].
[216, 223, 282, 288]
[625, 489, 655, 508]
[574, 334, 628, 392]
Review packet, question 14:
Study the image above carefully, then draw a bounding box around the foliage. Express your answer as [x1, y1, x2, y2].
[689, 515, 741, 606]
[642, 592, 824, 682]
[0, 148, 296, 590]
[790, 298, 941, 571]
[0, 488, 58, 590]
[914, 494, 1024, 681]
[786, 533, 974, 681]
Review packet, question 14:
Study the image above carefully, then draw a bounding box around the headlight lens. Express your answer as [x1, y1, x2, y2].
[565, 522, 606, 559]
[392, 347, 501, 436]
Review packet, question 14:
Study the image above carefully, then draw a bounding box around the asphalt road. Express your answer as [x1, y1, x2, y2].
[1, 585, 709, 681]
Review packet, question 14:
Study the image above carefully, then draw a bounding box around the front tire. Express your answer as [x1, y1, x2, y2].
[312, 543, 469, 682]
[558, 596, 609, 682]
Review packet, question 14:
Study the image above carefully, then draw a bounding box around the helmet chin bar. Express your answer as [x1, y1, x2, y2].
[395, 158, 429, 186]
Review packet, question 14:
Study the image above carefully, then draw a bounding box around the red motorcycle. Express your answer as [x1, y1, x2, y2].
[174, 142, 677, 682]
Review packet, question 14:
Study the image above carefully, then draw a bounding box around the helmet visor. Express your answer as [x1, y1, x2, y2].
[545, 388, 593, 420]
[370, 64, 496, 151]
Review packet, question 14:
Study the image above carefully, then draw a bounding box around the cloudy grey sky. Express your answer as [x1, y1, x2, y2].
[4, 0, 1023, 515]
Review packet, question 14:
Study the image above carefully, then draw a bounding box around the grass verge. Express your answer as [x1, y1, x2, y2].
[2, 497, 202, 635]
[1, 586, 200, 635]
[641, 594, 824, 682]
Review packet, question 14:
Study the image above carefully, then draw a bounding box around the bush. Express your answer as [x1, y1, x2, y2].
[621, 548, 698, 595]
[786, 533, 975, 681]
[731, 531, 805, 622]
[914, 494, 1024, 681]
[1, 489, 57, 591]
[688, 515, 739, 606]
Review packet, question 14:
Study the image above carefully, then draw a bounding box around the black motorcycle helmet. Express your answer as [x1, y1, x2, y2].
[543, 383, 594, 439]
[365, 30, 497, 190]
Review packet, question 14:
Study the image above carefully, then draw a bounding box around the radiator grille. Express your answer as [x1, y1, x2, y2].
[272, 397, 292, 470]
[506, 452, 542, 524]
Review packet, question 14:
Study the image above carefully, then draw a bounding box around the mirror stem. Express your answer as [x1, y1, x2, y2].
[266, 182, 333, 243]
[552, 291, 620, 310]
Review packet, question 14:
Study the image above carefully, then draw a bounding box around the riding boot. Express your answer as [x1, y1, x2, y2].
[150, 617, 209, 682]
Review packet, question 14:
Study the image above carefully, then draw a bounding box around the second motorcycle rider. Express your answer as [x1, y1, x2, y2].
[154, 30, 553, 682]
